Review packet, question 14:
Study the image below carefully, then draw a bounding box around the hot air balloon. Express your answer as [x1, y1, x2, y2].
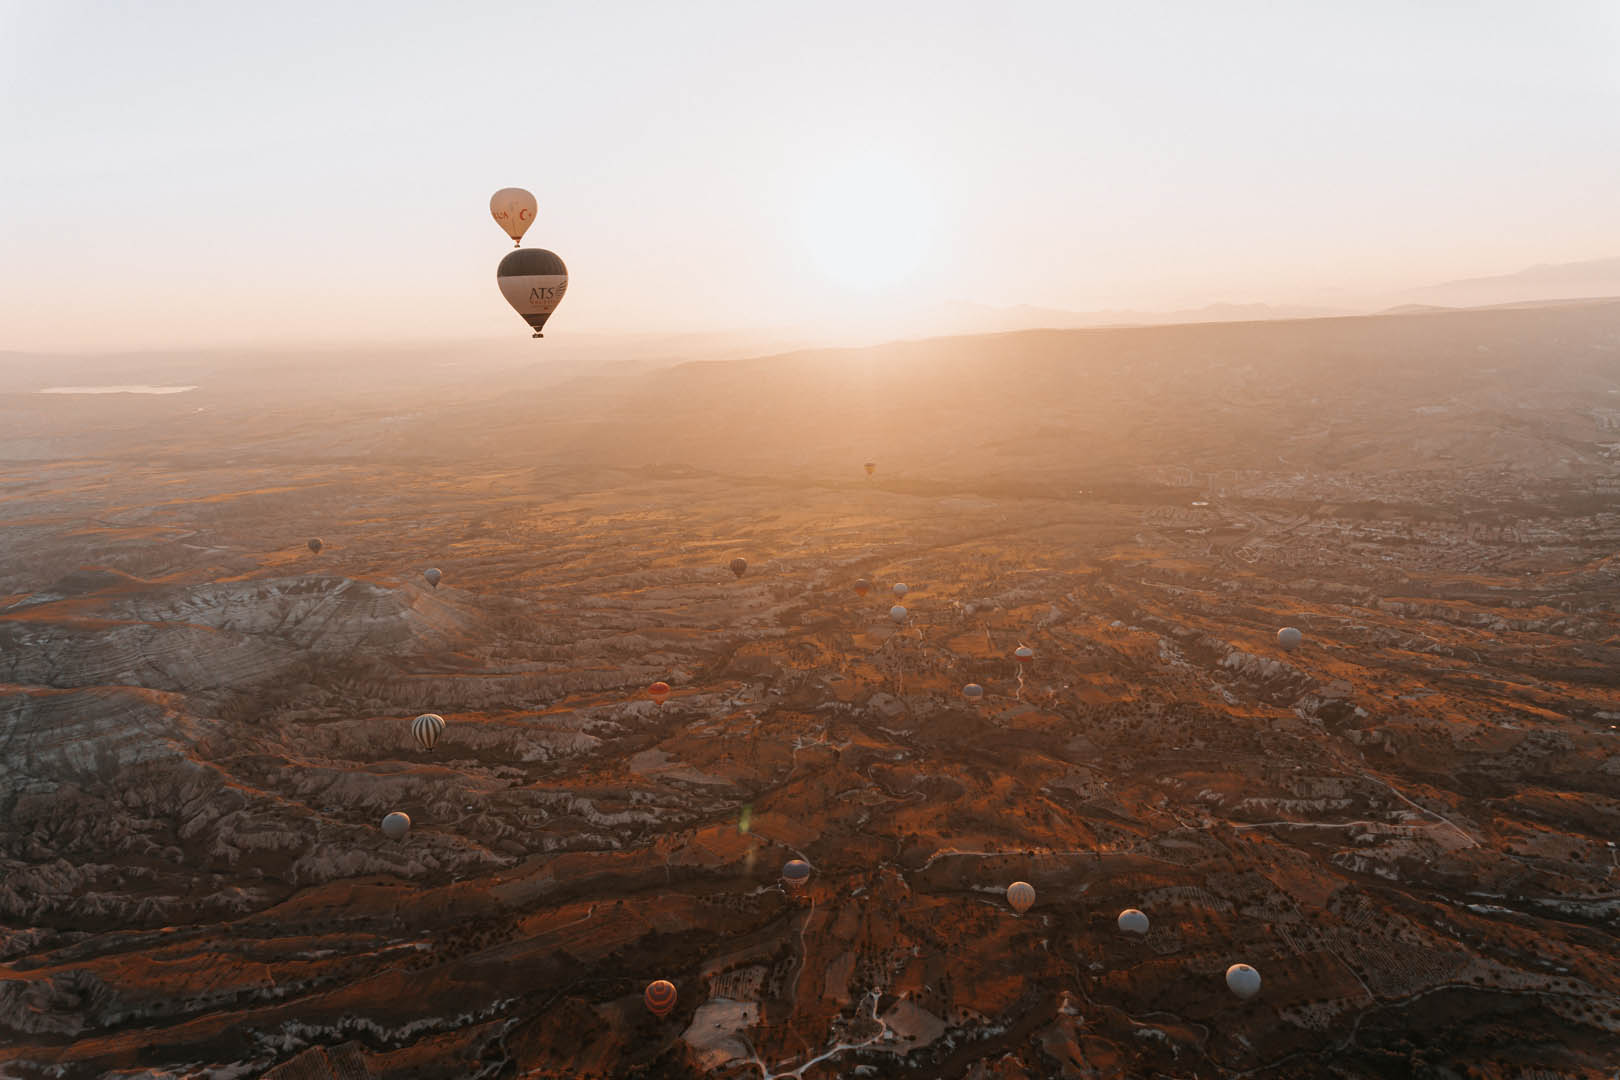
[497, 249, 568, 338]
[853, 578, 871, 598]
[489, 187, 537, 247]
[1007, 881, 1035, 913]
[424, 568, 442, 589]
[412, 713, 446, 751]
[963, 683, 985, 703]
[864, 461, 877, 478]
[1277, 626, 1303, 651]
[1014, 645, 1035, 666]
[889, 604, 908, 624]
[381, 811, 411, 840]
[782, 859, 812, 895]
[1117, 909, 1150, 935]
[962, 603, 977, 617]
[648, 681, 671, 706]
[1226, 963, 1262, 1000]
[307, 538, 323, 554]
[644, 979, 677, 1017]
[892, 582, 908, 598]
[729, 557, 748, 579]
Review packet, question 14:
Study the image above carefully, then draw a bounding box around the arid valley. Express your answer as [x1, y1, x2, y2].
[4, 303, 1620, 1078]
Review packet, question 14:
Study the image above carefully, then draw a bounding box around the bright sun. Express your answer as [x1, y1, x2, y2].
[796, 154, 934, 293]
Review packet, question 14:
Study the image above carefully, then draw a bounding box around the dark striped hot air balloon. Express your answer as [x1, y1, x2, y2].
[729, 557, 748, 579]
[497, 248, 568, 338]
[644, 979, 677, 1017]
[782, 859, 812, 895]
[307, 537, 323, 554]
[1007, 881, 1035, 913]
[412, 713, 446, 751]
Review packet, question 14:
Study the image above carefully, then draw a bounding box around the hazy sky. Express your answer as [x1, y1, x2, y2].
[4, 1, 1618, 349]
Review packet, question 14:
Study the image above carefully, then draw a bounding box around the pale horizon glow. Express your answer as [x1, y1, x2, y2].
[2, 1, 1619, 351]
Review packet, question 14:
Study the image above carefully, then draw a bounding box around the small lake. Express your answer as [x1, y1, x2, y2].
[38, 385, 198, 395]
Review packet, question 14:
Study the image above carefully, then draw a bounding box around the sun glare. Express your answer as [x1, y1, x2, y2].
[796, 154, 935, 293]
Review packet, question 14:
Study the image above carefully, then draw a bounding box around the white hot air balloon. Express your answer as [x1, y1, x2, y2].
[381, 811, 411, 840]
[489, 187, 537, 247]
[1117, 908, 1150, 935]
[962, 683, 985, 703]
[1226, 963, 1262, 1000]
[1007, 881, 1036, 913]
[1277, 626, 1303, 651]
[412, 713, 446, 751]
[892, 582, 909, 598]
[889, 604, 908, 624]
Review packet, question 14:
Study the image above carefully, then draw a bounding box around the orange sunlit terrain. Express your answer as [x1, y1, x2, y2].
[2, 305, 1620, 1076]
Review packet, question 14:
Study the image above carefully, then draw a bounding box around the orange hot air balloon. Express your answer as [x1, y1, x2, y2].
[645, 979, 677, 1017]
[648, 681, 671, 706]
[863, 461, 876, 478]
[853, 578, 871, 598]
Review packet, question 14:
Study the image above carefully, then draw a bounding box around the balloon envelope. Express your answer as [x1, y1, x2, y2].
[1277, 627, 1303, 651]
[648, 681, 671, 705]
[889, 604, 908, 624]
[1014, 645, 1034, 664]
[782, 859, 812, 891]
[497, 249, 568, 337]
[307, 538, 323, 554]
[892, 582, 908, 598]
[1226, 963, 1262, 999]
[644, 979, 677, 1017]
[963, 683, 985, 701]
[864, 461, 876, 476]
[424, 568, 442, 588]
[1118, 908, 1150, 935]
[412, 713, 446, 751]
[853, 578, 871, 597]
[729, 557, 748, 578]
[489, 187, 537, 246]
[381, 811, 410, 840]
[1007, 881, 1035, 913]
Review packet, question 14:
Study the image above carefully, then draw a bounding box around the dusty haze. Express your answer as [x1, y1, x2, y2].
[4, 1, 1620, 349]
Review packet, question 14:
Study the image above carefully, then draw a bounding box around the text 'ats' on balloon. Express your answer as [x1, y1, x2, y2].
[497, 249, 568, 338]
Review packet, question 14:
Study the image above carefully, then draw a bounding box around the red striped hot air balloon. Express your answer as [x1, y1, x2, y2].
[648, 681, 671, 706]
[644, 979, 677, 1017]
